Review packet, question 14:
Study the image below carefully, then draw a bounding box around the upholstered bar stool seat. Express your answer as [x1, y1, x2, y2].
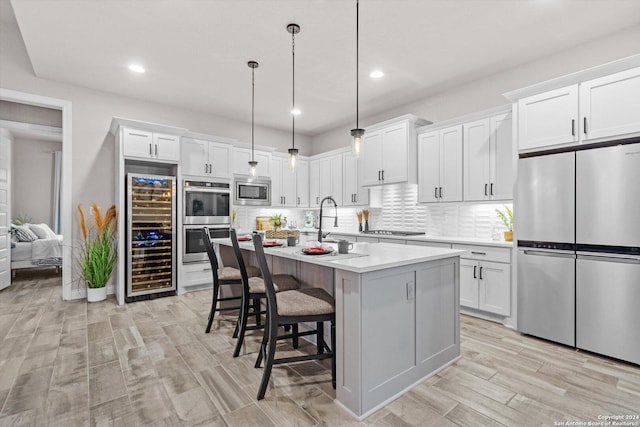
[218, 266, 260, 281]
[276, 288, 335, 317]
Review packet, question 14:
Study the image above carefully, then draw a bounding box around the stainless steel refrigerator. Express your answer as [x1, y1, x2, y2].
[517, 142, 640, 364]
[126, 173, 177, 302]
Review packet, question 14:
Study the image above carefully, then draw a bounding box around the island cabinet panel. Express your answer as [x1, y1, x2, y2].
[361, 270, 416, 396]
[337, 257, 460, 417]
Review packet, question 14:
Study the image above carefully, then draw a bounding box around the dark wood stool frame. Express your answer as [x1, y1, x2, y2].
[252, 234, 336, 400]
[202, 227, 259, 336]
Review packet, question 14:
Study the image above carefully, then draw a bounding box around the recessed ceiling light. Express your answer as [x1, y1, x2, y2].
[370, 70, 384, 79]
[291, 108, 301, 116]
[128, 64, 146, 74]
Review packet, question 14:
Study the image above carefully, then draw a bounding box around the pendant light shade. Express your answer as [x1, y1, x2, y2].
[351, 0, 365, 157]
[287, 23, 300, 170]
[248, 60, 259, 176]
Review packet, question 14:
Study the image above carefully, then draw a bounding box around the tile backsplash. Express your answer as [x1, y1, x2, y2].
[233, 183, 512, 240]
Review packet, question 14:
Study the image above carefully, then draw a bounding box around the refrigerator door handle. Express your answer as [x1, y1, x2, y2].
[577, 252, 640, 263]
[522, 249, 575, 258]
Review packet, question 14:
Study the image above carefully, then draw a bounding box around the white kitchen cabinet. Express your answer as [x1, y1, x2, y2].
[181, 137, 231, 178]
[453, 244, 511, 316]
[270, 156, 297, 207]
[122, 128, 180, 162]
[309, 159, 320, 207]
[516, 67, 640, 152]
[232, 147, 271, 177]
[360, 116, 429, 186]
[418, 125, 463, 203]
[518, 85, 579, 152]
[463, 113, 513, 201]
[296, 159, 309, 207]
[579, 67, 640, 142]
[313, 154, 343, 206]
[342, 152, 368, 206]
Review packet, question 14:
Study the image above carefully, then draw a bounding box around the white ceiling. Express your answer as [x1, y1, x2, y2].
[7, 0, 640, 136]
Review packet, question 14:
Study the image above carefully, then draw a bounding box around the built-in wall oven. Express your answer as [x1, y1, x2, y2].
[183, 225, 230, 263]
[183, 179, 231, 225]
[183, 179, 231, 263]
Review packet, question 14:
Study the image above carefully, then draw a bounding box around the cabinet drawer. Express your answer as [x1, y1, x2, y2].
[181, 264, 213, 287]
[452, 244, 510, 263]
[407, 240, 452, 249]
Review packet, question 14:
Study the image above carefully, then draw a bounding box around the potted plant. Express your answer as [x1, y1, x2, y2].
[495, 206, 513, 242]
[269, 214, 286, 231]
[77, 203, 117, 302]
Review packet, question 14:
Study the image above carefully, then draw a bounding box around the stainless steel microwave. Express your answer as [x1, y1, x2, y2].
[234, 176, 271, 206]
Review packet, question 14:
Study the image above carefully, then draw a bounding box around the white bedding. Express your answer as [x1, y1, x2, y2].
[32, 235, 63, 260]
[12, 241, 33, 262]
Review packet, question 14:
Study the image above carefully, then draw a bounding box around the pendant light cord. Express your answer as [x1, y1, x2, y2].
[356, 0, 359, 129]
[251, 66, 255, 162]
[291, 30, 296, 150]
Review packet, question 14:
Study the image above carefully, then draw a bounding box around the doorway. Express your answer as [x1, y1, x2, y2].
[0, 88, 72, 300]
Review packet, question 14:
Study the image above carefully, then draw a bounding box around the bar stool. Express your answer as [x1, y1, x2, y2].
[252, 234, 336, 400]
[229, 229, 301, 358]
[202, 227, 260, 334]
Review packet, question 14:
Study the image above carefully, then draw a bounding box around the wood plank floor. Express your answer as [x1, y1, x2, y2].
[1, 269, 639, 426]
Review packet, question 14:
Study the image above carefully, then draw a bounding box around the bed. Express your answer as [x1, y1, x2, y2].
[11, 224, 63, 276]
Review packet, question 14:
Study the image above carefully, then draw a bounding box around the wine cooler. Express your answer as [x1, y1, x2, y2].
[126, 173, 176, 302]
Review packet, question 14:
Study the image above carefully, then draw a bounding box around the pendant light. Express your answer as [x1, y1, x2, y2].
[287, 23, 300, 170]
[350, 0, 365, 157]
[248, 60, 259, 176]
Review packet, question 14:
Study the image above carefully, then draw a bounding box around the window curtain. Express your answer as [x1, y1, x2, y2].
[52, 150, 62, 234]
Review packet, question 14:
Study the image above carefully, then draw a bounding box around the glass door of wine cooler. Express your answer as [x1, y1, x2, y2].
[127, 174, 176, 301]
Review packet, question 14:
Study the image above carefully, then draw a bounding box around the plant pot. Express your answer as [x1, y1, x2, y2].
[87, 286, 106, 302]
[504, 231, 513, 242]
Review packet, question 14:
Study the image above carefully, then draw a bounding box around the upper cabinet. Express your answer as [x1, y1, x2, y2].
[122, 128, 180, 162]
[418, 125, 463, 203]
[232, 147, 271, 177]
[579, 67, 640, 142]
[360, 115, 429, 186]
[181, 137, 232, 179]
[270, 156, 297, 207]
[296, 159, 310, 208]
[319, 154, 344, 206]
[309, 159, 321, 207]
[342, 151, 369, 206]
[514, 66, 640, 153]
[463, 113, 513, 201]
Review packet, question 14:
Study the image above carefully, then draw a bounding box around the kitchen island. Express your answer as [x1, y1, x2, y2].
[214, 239, 464, 419]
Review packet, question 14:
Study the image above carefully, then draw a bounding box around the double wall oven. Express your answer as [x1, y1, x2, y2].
[183, 179, 231, 263]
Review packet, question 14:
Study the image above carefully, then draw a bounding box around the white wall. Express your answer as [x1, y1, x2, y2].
[311, 25, 640, 154]
[11, 137, 61, 225]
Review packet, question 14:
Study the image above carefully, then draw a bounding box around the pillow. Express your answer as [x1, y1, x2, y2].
[28, 223, 57, 239]
[13, 225, 38, 242]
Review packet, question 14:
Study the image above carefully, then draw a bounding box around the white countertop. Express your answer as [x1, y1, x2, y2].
[297, 229, 513, 248]
[213, 239, 465, 274]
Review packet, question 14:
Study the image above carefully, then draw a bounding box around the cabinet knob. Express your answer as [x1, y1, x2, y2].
[434, 187, 438, 199]
[381, 170, 384, 181]
[490, 183, 494, 196]
[571, 119, 575, 136]
[439, 187, 443, 198]
[149, 143, 153, 156]
[473, 265, 477, 279]
[583, 117, 588, 135]
[479, 266, 484, 280]
[484, 183, 488, 196]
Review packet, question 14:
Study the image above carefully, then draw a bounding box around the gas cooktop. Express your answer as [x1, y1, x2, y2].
[361, 230, 426, 236]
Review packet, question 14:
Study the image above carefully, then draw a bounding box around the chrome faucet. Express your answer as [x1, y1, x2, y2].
[317, 196, 338, 242]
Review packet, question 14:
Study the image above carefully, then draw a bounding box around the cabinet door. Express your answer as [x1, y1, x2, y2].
[478, 261, 510, 316]
[463, 119, 491, 201]
[342, 152, 358, 206]
[580, 67, 640, 142]
[154, 133, 180, 161]
[318, 157, 332, 203]
[518, 85, 579, 152]
[309, 160, 320, 207]
[270, 157, 283, 206]
[490, 113, 513, 200]
[122, 128, 153, 159]
[439, 125, 463, 202]
[181, 138, 208, 176]
[459, 259, 479, 309]
[417, 131, 440, 203]
[360, 130, 383, 186]
[209, 142, 231, 178]
[296, 160, 309, 207]
[319, 155, 343, 206]
[233, 148, 270, 176]
[281, 161, 297, 207]
[380, 123, 408, 184]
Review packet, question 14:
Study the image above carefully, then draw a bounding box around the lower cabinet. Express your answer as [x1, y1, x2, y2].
[455, 244, 511, 316]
